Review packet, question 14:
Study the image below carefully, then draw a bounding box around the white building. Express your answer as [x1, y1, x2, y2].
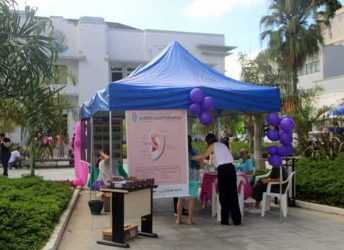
[298, 7, 344, 108]
[8, 16, 234, 145]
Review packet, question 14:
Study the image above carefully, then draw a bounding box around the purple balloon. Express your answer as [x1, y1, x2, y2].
[201, 96, 215, 111]
[267, 146, 278, 155]
[199, 111, 213, 126]
[279, 132, 293, 145]
[189, 103, 202, 115]
[280, 117, 295, 133]
[285, 145, 294, 156]
[266, 113, 281, 126]
[190, 88, 204, 104]
[267, 129, 279, 141]
[277, 145, 289, 157]
[270, 155, 282, 168]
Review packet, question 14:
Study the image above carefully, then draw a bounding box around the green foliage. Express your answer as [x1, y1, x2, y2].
[193, 141, 249, 160]
[296, 154, 344, 207]
[0, 0, 58, 98]
[0, 176, 72, 250]
[260, 0, 341, 95]
[0, 1, 76, 174]
[0, 175, 72, 250]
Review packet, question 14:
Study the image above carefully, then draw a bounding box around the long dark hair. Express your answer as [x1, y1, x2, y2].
[205, 133, 217, 145]
[188, 135, 193, 151]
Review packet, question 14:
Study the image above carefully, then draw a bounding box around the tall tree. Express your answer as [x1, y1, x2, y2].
[0, 1, 76, 175]
[260, 0, 341, 96]
[0, 0, 58, 98]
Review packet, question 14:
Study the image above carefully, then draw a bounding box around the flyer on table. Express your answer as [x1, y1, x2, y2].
[126, 110, 189, 198]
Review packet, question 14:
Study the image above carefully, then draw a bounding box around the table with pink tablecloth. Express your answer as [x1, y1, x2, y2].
[199, 172, 252, 205]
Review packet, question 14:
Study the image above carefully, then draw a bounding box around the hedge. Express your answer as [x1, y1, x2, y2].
[296, 154, 344, 207]
[0, 176, 73, 250]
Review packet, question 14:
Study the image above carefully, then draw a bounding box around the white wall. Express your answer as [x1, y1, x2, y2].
[144, 30, 226, 72]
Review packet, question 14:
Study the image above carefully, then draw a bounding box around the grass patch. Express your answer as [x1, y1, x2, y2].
[0, 175, 73, 250]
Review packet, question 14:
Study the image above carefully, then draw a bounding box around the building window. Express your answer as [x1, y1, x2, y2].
[298, 61, 320, 76]
[127, 67, 136, 76]
[110, 66, 140, 81]
[53, 65, 68, 85]
[111, 67, 123, 82]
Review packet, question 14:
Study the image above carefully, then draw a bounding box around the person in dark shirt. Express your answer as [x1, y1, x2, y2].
[252, 166, 288, 210]
[0, 133, 12, 176]
[220, 131, 230, 148]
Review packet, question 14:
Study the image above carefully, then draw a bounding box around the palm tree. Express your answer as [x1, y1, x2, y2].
[260, 0, 341, 96]
[0, 1, 76, 175]
[0, 0, 58, 98]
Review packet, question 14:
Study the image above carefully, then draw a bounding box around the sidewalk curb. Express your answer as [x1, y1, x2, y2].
[296, 200, 344, 216]
[42, 188, 81, 250]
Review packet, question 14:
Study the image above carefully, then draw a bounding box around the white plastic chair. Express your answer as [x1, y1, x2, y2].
[261, 171, 295, 218]
[212, 175, 245, 222]
[254, 170, 271, 185]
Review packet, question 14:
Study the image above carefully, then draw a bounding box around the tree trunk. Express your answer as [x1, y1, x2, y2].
[29, 147, 35, 176]
[253, 115, 265, 169]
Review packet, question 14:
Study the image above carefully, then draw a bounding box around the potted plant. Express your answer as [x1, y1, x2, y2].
[88, 180, 104, 215]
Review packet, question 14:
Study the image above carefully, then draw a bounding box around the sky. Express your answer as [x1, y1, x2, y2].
[17, 0, 344, 79]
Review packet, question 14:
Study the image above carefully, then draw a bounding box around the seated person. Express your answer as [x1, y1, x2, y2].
[9, 146, 22, 169]
[236, 149, 254, 180]
[252, 166, 288, 210]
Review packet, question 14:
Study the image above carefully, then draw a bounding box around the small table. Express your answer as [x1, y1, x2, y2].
[97, 186, 158, 248]
[200, 172, 252, 206]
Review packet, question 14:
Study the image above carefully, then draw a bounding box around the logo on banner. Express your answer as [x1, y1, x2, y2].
[132, 112, 137, 122]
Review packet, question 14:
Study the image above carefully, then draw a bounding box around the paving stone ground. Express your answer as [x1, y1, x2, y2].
[59, 190, 344, 250]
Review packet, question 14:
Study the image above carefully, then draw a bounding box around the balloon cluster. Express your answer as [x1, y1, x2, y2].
[266, 113, 295, 168]
[189, 88, 215, 126]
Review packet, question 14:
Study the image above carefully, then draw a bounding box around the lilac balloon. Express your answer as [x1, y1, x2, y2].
[267, 146, 278, 155]
[280, 117, 295, 133]
[201, 96, 215, 111]
[190, 88, 204, 104]
[266, 113, 281, 126]
[267, 129, 280, 141]
[279, 132, 293, 145]
[189, 103, 202, 115]
[270, 155, 282, 168]
[199, 111, 213, 126]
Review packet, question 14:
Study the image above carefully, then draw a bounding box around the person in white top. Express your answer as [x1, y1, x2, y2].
[9, 146, 22, 168]
[98, 147, 112, 182]
[192, 133, 241, 225]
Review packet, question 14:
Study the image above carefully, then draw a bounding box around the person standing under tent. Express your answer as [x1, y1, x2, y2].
[192, 133, 241, 225]
[98, 146, 112, 182]
[176, 135, 203, 225]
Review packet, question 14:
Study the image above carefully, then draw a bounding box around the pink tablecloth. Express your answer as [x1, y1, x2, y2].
[199, 172, 218, 204]
[199, 172, 252, 205]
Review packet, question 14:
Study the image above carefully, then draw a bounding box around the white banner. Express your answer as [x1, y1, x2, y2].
[126, 110, 189, 198]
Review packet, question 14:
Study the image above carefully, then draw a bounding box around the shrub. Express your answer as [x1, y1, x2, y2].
[0, 176, 72, 250]
[296, 154, 344, 207]
[193, 141, 249, 160]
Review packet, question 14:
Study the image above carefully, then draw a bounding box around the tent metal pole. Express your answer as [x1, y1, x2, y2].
[90, 117, 94, 199]
[109, 111, 113, 176]
[90, 117, 94, 166]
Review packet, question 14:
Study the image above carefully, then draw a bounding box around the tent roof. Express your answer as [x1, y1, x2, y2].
[80, 41, 280, 119]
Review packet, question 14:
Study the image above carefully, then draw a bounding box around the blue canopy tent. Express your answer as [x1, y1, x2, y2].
[80, 41, 280, 119]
